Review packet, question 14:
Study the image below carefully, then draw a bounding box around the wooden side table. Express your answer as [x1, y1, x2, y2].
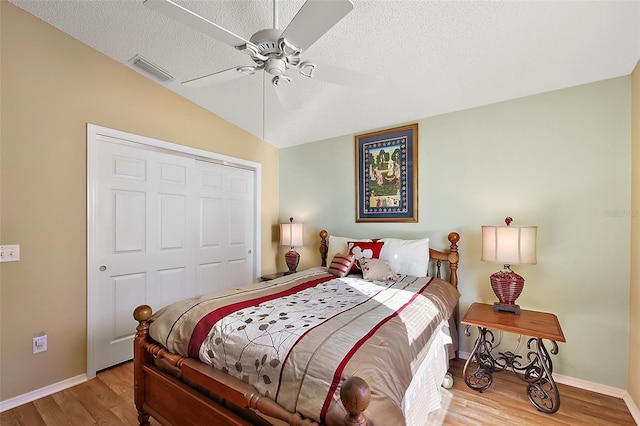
[461, 302, 566, 414]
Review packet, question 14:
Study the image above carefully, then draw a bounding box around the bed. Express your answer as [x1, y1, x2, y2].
[133, 230, 460, 426]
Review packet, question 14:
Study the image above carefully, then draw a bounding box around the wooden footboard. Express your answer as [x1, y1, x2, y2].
[133, 306, 371, 426]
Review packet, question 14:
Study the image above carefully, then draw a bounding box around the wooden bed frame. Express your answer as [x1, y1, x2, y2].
[133, 230, 460, 426]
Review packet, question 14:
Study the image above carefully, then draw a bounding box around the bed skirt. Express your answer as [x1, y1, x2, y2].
[402, 321, 453, 425]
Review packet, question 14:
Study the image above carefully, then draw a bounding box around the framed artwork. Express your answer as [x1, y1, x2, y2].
[355, 123, 418, 222]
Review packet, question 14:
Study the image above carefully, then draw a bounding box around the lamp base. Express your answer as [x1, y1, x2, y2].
[493, 302, 521, 314]
[284, 249, 300, 275]
[490, 266, 525, 315]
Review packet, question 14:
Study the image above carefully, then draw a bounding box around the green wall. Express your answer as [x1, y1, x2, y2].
[279, 77, 631, 388]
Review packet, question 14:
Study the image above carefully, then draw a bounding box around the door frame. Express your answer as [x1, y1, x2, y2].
[86, 123, 262, 378]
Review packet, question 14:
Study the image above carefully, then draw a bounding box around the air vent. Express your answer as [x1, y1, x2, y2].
[130, 55, 174, 82]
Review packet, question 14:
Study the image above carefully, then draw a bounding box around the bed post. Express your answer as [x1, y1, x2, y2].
[133, 305, 153, 426]
[445, 232, 461, 358]
[340, 377, 370, 426]
[447, 232, 460, 289]
[319, 230, 328, 267]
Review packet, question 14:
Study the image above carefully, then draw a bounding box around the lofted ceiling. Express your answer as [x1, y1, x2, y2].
[9, 0, 640, 149]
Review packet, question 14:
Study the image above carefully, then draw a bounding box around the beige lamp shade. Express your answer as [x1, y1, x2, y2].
[481, 225, 537, 265]
[280, 222, 304, 248]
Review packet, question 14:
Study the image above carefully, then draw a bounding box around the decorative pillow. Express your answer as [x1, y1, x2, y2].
[379, 238, 430, 276]
[328, 253, 356, 277]
[347, 241, 385, 272]
[327, 236, 371, 265]
[359, 257, 396, 281]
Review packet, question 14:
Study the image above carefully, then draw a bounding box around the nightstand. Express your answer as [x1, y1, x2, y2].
[461, 302, 566, 413]
[260, 272, 286, 282]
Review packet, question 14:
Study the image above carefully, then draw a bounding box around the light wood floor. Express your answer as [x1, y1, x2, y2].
[1, 358, 635, 425]
[431, 359, 636, 425]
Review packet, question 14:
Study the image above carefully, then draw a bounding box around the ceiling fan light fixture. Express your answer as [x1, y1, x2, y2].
[265, 58, 286, 76]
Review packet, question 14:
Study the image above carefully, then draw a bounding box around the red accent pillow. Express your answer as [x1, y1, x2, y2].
[347, 241, 385, 273]
[328, 253, 356, 277]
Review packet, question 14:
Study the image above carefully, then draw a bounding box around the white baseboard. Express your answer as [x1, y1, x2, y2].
[0, 374, 87, 413]
[624, 393, 640, 425]
[457, 351, 639, 425]
[553, 372, 626, 398]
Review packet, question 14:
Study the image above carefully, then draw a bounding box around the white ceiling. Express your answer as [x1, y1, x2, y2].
[9, 0, 640, 148]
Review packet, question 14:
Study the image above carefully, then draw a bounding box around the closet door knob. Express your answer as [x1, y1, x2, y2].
[99, 265, 107, 271]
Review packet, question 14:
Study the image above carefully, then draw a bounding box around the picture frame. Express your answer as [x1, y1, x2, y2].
[355, 123, 418, 222]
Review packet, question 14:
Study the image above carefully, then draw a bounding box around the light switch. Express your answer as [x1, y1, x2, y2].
[0, 245, 20, 262]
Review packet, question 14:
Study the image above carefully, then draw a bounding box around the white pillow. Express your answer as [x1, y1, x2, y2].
[327, 235, 371, 266]
[379, 238, 430, 277]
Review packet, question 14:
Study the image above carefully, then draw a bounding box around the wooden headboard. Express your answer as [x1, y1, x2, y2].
[318, 230, 460, 288]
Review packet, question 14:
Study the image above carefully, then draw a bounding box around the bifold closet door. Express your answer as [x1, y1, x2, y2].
[88, 133, 255, 376]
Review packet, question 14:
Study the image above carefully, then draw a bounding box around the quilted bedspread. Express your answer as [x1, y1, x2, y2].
[148, 267, 459, 425]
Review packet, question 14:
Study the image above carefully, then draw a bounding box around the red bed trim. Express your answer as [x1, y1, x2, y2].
[187, 276, 334, 358]
[319, 277, 434, 423]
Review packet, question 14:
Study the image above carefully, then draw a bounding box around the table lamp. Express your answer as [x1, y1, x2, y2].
[280, 217, 304, 274]
[481, 217, 537, 314]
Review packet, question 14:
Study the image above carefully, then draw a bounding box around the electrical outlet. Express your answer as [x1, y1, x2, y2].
[0, 245, 20, 262]
[33, 335, 47, 354]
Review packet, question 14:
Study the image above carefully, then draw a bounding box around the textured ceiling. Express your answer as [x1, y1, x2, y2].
[9, 0, 640, 148]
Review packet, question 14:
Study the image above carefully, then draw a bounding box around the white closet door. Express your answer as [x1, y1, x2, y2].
[196, 160, 254, 295]
[87, 127, 257, 377]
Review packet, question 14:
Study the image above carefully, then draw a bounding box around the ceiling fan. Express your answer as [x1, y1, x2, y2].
[144, 0, 377, 109]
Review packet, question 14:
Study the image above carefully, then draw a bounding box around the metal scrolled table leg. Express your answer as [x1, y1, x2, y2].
[462, 325, 497, 392]
[524, 337, 561, 413]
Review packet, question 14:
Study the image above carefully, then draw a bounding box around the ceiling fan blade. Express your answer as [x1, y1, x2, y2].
[182, 67, 248, 87]
[273, 79, 303, 111]
[280, 0, 354, 52]
[144, 0, 250, 48]
[304, 63, 381, 93]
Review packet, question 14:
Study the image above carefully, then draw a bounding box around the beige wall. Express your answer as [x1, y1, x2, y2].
[0, 2, 279, 401]
[281, 77, 632, 389]
[629, 60, 640, 409]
